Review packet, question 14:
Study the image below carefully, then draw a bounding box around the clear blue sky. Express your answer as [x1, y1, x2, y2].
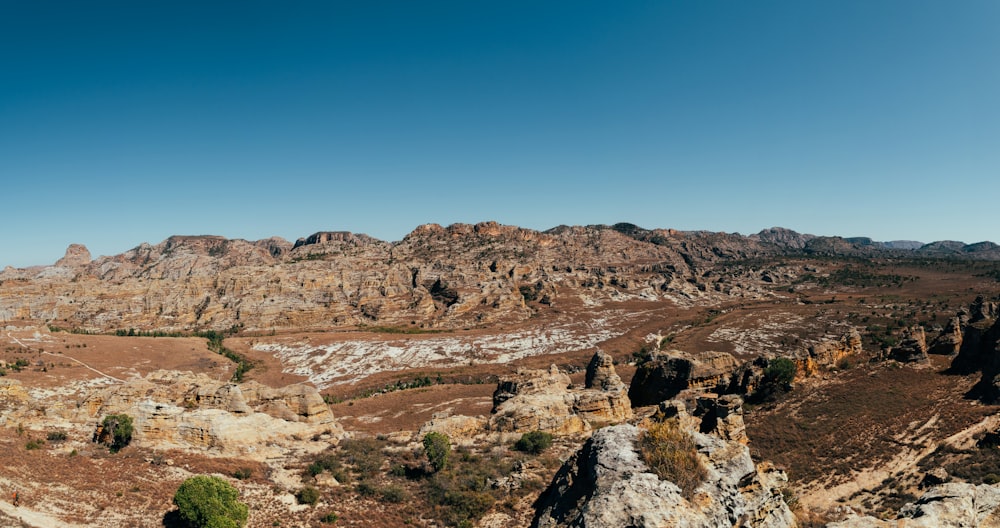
[2, 1, 998, 268]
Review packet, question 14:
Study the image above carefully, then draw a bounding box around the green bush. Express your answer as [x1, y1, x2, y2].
[25, 439, 45, 450]
[296, 486, 320, 505]
[47, 431, 68, 442]
[639, 419, 707, 499]
[514, 431, 553, 454]
[98, 414, 134, 453]
[320, 512, 338, 524]
[380, 485, 407, 503]
[232, 468, 253, 480]
[173, 475, 248, 528]
[423, 432, 451, 473]
[751, 357, 797, 403]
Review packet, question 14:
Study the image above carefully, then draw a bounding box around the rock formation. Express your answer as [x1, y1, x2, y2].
[829, 482, 1000, 527]
[83, 370, 342, 453]
[795, 328, 864, 377]
[54, 244, 91, 268]
[531, 397, 795, 528]
[890, 326, 929, 363]
[929, 317, 963, 355]
[628, 350, 740, 407]
[488, 351, 631, 434]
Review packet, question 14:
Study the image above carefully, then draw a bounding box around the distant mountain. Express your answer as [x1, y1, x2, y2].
[1, 221, 997, 333]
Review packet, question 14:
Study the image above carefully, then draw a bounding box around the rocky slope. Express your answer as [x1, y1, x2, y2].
[3, 221, 996, 333]
[531, 396, 796, 528]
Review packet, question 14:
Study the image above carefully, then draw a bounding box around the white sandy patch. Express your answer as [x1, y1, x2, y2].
[253, 317, 626, 388]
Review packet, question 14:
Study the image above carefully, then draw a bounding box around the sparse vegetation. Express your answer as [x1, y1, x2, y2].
[98, 413, 134, 453]
[750, 357, 796, 403]
[423, 432, 451, 473]
[296, 486, 320, 505]
[514, 431, 553, 455]
[639, 419, 707, 499]
[173, 475, 248, 528]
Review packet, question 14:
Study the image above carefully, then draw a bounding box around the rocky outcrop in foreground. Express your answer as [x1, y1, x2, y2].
[531, 396, 795, 528]
[489, 351, 632, 434]
[829, 482, 1000, 527]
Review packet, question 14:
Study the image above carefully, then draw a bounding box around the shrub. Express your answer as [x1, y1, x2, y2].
[514, 431, 553, 454]
[639, 419, 707, 499]
[97, 414, 134, 453]
[296, 486, 320, 505]
[25, 439, 44, 450]
[320, 512, 338, 524]
[423, 432, 451, 473]
[47, 431, 68, 442]
[232, 468, 253, 480]
[173, 475, 248, 528]
[380, 485, 407, 503]
[751, 357, 797, 403]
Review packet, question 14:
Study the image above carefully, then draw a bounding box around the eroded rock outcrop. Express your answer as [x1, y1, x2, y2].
[489, 351, 631, 434]
[84, 370, 342, 453]
[628, 350, 740, 407]
[829, 482, 1000, 527]
[929, 317, 963, 355]
[890, 326, 929, 363]
[796, 328, 863, 377]
[531, 397, 795, 528]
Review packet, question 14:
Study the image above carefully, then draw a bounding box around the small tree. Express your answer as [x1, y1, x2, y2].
[97, 414, 134, 453]
[514, 431, 553, 454]
[173, 475, 248, 528]
[422, 432, 451, 473]
[751, 357, 797, 403]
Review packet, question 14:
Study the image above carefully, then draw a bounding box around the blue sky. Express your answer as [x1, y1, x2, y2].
[2, 1, 998, 268]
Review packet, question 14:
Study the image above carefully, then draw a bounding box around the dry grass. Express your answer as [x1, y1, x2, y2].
[639, 419, 707, 499]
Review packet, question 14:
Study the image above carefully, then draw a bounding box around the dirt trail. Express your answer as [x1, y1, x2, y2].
[7, 332, 124, 383]
[0, 500, 87, 528]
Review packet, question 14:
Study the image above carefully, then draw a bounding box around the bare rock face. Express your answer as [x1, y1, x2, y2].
[84, 371, 341, 453]
[798, 328, 863, 376]
[929, 317, 964, 355]
[489, 352, 632, 434]
[628, 350, 740, 407]
[576, 350, 632, 425]
[890, 326, 929, 363]
[0, 378, 30, 407]
[829, 482, 1000, 527]
[55, 244, 91, 268]
[531, 397, 795, 528]
[418, 413, 488, 442]
[0, 222, 786, 333]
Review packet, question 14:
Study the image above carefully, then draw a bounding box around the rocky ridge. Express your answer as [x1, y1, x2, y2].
[3, 222, 997, 334]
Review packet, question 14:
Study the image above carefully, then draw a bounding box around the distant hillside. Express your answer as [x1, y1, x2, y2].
[1, 221, 996, 333]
